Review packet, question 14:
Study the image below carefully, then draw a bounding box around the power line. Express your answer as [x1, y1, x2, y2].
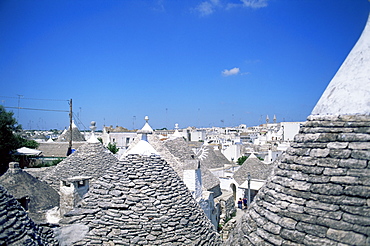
[73, 112, 88, 131]
[4, 106, 69, 112]
[0, 95, 68, 102]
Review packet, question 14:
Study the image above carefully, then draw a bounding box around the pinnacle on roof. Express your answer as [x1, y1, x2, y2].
[139, 115, 153, 134]
[172, 123, 182, 139]
[312, 14, 370, 116]
[125, 116, 159, 157]
[87, 121, 100, 143]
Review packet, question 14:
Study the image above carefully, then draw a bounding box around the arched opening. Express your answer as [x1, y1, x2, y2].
[230, 183, 237, 201]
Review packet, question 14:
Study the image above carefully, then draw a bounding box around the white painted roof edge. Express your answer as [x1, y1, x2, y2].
[311, 13, 370, 116]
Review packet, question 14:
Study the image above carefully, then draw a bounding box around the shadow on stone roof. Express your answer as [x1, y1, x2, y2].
[0, 184, 58, 245]
[0, 162, 59, 223]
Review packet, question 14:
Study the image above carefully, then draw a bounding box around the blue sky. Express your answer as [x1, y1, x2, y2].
[0, 0, 369, 130]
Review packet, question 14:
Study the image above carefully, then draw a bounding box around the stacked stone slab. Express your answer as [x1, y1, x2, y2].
[0, 162, 60, 223]
[226, 115, 370, 245]
[226, 13, 370, 246]
[0, 185, 58, 245]
[62, 155, 222, 245]
[41, 142, 118, 190]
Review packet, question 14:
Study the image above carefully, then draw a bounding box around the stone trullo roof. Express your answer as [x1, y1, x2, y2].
[0, 185, 58, 245]
[226, 13, 370, 246]
[0, 162, 60, 223]
[233, 153, 274, 186]
[62, 155, 222, 245]
[56, 121, 86, 142]
[41, 142, 117, 190]
[37, 141, 85, 158]
[196, 143, 231, 169]
[227, 115, 370, 246]
[149, 135, 222, 197]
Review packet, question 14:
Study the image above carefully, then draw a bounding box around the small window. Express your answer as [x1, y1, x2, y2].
[78, 180, 85, 188]
[17, 196, 29, 211]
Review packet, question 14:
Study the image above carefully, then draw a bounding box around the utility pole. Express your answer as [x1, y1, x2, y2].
[247, 172, 251, 207]
[67, 99, 73, 156]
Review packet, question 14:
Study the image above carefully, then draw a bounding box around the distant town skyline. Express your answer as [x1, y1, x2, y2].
[1, 0, 369, 130]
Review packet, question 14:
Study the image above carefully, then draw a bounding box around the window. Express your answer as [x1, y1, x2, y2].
[77, 180, 85, 188]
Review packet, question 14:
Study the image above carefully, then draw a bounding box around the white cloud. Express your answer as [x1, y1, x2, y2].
[222, 67, 240, 76]
[227, 0, 268, 10]
[194, 0, 221, 16]
[241, 0, 268, 8]
[194, 0, 268, 16]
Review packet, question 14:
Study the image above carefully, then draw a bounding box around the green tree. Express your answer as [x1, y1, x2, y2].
[0, 105, 22, 174]
[237, 156, 247, 165]
[18, 138, 39, 149]
[107, 142, 119, 154]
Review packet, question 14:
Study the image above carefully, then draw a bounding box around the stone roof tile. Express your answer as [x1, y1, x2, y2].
[64, 155, 222, 245]
[226, 115, 370, 245]
[41, 142, 117, 190]
[233, 154, 274, 185]
[0, 185, 58, 245]
[0, 162, 59, 223]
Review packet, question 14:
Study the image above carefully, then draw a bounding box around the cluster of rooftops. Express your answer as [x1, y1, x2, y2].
[0, 12, 370, 246]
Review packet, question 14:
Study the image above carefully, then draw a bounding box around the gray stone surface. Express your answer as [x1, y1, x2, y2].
[0, 185, 58, 245]
[0, 162, 59, 223]
[40, 142, 118, 191]
[56, 125, 86, 142]
[196, 144, 231, 169]
[233, 154, 274, 186]
[62, 154, 222, 245]
[226, 115, 370, 245]
[148, 135, 222, 197]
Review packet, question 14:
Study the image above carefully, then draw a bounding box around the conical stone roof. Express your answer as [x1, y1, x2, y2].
[0, 162, 59, 222]
[148, 135, 222, 197]
[196, 144, 231, 169]
[62, 155, 222, 245]
[0, 185, 58, 245]
[226, 14, 370, 246]
[41, 142, 118, 190]
[227, 115, 370, 245]
[56, 122, 86, 142]
[233, 154, 274, 185]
